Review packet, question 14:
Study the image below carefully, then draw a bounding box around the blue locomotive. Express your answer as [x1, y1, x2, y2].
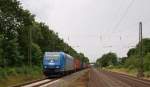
[43, 52, 74, 76]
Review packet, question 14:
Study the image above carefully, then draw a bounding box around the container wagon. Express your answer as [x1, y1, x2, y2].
[74, 59, 81, 71]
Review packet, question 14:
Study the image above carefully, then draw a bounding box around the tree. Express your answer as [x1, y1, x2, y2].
[144, 53, 150, 71]
[0, 0, 89, 68]
[127, 48, 137, 57]
[141, 38, 150, 55]
[2, 38, 23, 66]
[124, 38, 150, 70]
[96, 52, 118, 67]
[118, 57, 127, 65]
[124, 55, 139, 69]
[31, 43, 42, 66]
[0, 0, 24, 66]
[0, 35, 4, 67]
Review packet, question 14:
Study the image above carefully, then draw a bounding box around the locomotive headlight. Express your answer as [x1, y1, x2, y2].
[44, 66, 47, 68]
[56, 66, 59, 68]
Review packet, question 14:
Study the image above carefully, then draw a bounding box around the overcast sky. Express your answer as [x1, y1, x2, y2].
[20, 0, 150, 62]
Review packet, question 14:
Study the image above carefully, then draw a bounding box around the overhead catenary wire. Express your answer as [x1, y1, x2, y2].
[102, 0, 135, 47]
[112, 0, 135, 32]
[105, 0, 135, 48]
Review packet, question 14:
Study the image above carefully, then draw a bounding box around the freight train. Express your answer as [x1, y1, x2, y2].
[43, 52, 88, 77]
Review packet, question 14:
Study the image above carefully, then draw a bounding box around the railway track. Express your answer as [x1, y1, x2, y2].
[89, 68, 150, 87]
[10, 70, 84, 87]
[11, 77, 58, 87]
[103, 71, 150, 87]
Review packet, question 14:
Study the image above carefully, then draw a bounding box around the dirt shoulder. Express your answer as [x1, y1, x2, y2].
[46, 69, 89, 87]
[68, 70, 89, 87]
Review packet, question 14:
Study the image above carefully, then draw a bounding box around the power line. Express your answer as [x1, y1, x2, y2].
[107, 0, 135, 43]
[112, 0, 135, 31]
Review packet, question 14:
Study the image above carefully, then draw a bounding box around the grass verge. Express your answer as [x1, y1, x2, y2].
[0, 66, 44, 87]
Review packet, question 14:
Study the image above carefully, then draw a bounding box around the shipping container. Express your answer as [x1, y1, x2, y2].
[74, 59, 81, 70]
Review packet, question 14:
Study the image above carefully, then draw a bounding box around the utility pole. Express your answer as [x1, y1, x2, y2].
[28, 27, 32, 67]
[81, 58, 84, 69]
[137, 22, 144, 78]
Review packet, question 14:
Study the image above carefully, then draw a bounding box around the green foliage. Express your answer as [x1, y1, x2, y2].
[127, 48, 137, 57]
[2, 38, 23, 66]
[141, 38, 150, 55]
[31, 43, 42, 66]
[0, 0, 89, 85]
[113, 38, 150, 73]
[0, 0, 89, 68]
[124, 38, 150, 71]
[144, 53, 150, 71]
[124, 55, 139, 69]
[0, 66, 42, 78]
[118, 57, 127, 65]
[96, 52, 118, 67]
[0, 35, 4, 66]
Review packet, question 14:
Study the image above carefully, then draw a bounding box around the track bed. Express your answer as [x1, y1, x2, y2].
[88, 68, 150, 87]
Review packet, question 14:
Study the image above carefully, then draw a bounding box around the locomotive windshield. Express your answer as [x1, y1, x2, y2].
[45, 54, 60, 61]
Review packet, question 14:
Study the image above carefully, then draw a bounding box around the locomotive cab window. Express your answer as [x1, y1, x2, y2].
[45, 55, 60, 61]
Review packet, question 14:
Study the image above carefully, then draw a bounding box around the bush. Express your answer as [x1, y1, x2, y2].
[124, 55, 139, 70]
[0, 66, 43, 79]
[0, 68, 7, 78]
[144, 71, 150, 78]
[6, 68, 17, 76]
[144, 53, 150, 71]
